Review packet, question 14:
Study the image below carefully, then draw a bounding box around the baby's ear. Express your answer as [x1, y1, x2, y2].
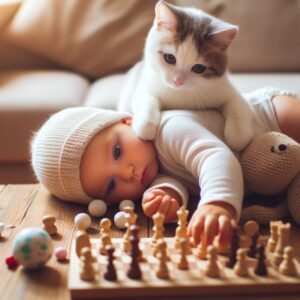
[122, 117, 132, 125]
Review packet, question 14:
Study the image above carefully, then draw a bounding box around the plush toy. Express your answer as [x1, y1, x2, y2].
[240, 131, 300, 225]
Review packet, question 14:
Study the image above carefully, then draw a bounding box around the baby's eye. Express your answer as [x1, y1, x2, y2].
[191, 64, 207, 74]
[164, 53, 176, 64]
[107, 179, 116, 193]
[113, 145, 122, 160]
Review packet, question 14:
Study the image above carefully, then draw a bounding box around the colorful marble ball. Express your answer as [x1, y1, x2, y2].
[12, 227, 53, 269]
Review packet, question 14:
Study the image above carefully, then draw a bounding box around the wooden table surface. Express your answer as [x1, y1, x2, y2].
[1, 184, 300, 300]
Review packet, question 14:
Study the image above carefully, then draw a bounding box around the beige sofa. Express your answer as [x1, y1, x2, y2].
[0, 0, 299, 184]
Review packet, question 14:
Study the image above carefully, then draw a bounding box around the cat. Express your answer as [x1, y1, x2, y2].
[118, 0, 254, 151]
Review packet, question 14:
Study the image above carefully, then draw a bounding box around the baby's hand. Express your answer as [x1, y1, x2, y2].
[142, 188, 182, 223]
[187, 202, 236, 246]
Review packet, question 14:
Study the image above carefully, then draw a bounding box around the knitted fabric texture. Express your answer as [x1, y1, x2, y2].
[240, 131, 300, 224]
[31, 107, 130, 204]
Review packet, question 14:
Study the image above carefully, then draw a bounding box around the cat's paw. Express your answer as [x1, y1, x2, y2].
[224, 120, 254, 151]
[132, 114, 160, 140]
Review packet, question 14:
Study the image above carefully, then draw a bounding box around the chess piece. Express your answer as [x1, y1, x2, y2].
[254, 244, 268, 276]
[130, 225, 146, 262]
[152, 212, 165, 245]
[203, 245, 220, 278]
[122, 207, 137, 252]
[99, 233, 112, 255]
[214, 235, 230, 255]
[80, 247, 96, 281]
[278, 246, 298, 277]
[42, 215, 57, 236]
[267, 221, 282, 253]
[226, 227, 240, 268]
[75, 230, 91, 257]
[175, 206, 192, 254]
[195, 238, 207, 260]
[234, 248, 249, 277]
[127, 225, 142, 280]
[273, 223, 291, 267]
[177, 238, 189, 270]
[156, 239, 170, 279]
[100, 218, 111, 236]
[104, 245, 117, 281]
[244, 220, 260, 258]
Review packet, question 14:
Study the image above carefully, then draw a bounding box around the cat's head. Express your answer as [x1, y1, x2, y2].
[145, 1, 238, 89]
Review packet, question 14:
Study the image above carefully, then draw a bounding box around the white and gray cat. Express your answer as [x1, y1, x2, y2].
[119, 0, 253, 151]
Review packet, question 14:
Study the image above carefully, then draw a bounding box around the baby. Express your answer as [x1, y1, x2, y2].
[31, 87, 300, 246]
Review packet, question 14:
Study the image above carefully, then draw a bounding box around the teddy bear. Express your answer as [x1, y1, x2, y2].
[240, 131, 300, 225]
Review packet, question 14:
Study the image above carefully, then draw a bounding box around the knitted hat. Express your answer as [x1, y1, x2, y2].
[31, 107, 130, 204]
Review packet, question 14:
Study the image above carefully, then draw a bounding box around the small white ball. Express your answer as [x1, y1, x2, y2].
[74, 213, 91, 231]
[0, 222, 5, 234]
[114, 211, 127, 229]
[119, 199, 135, 211]
[88, 199, 107, 217]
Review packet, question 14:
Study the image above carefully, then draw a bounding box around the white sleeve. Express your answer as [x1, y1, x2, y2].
[156, 113, 243, 220]
[145, 174, 189, 207]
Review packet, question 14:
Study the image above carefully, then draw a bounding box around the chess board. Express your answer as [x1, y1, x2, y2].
[68, 237, 300, 299]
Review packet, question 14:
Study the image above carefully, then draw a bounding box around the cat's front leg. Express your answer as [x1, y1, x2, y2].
[132, 94, 161, 140]
[223, 97, 254, 151]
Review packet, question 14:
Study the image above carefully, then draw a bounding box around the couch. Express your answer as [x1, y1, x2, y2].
[0, 0, 299, 184]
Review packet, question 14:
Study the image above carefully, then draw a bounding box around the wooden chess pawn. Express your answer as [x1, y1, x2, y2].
[104, 245, 117, 281]
[273, 223, 291, 267]
[267, 221, 282, 253]
[244, 220, 260, 258]
[122, 207, 137, 253]
[100, 218, 111, 236]
[80, 247, 96, 281]
[152, 212, 165, 246]
[195, 240, 207, 260]
[75, 230, 91, 257]
[127, 225, 142, 280]
[226, 227, 240, 268]
[278, 246, 298, 277]
[203, 245, 220, 278]
[254, 244, 268, 277]
[177, 238, 189, 270]
[156, 239, 170, 279]
[175, 206, 191, 254]
[234, 248, 249, 277]
[42, 215, 57, 236]
[99, 233, 112, 255]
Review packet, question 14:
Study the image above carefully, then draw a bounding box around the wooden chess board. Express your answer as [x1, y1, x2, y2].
[68, 237, 300, 299]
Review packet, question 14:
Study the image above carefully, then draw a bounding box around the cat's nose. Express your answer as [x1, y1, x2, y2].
[173, 76, 184, 86]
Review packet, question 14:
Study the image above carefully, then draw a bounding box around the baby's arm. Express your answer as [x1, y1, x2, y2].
[156, 112, 243, 245]
[142, 175, 188, 223]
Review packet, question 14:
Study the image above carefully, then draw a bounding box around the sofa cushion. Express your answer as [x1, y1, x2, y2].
[2, 0, 156, 79]
[0, 70, 89, 161]
[85, 72, 300, 110]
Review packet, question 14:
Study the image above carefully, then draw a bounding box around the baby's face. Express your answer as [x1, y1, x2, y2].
[80, 118, 158, 205]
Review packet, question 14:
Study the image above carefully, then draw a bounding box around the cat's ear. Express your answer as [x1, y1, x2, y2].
[155, 1, 178, 32]
[208, 24, 238, 51]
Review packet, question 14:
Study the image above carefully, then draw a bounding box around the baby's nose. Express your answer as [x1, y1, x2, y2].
[122, 165, 134, 181]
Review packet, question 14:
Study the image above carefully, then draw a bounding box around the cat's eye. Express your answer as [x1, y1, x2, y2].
[164, 53, 176, 65]
[113, 145, 122, 160]
[191, 64, 207, 74]
[107, 179, 116, 193]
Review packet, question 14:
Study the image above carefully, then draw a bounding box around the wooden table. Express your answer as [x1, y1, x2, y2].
[1, 184, 300, 300]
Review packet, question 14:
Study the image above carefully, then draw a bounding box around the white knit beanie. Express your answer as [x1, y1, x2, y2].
[31, 107, 130, 204]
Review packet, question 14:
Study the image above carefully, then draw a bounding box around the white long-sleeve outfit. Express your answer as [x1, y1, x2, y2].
[144, 87, 297, 221]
